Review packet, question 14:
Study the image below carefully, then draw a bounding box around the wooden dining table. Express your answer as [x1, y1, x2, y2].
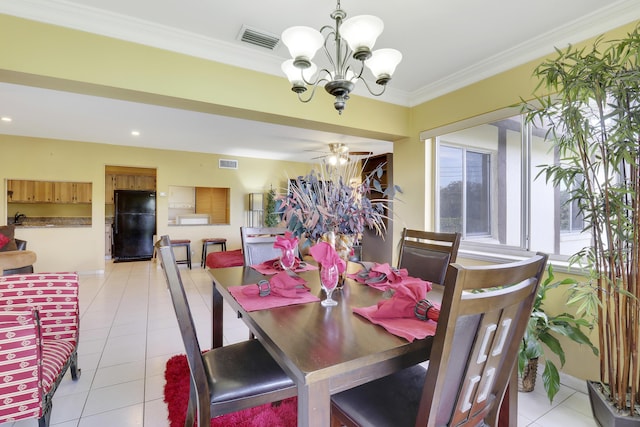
[209, 263, 516, 427]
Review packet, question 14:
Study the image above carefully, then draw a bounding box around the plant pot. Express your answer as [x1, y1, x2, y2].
[587, 380, 640, 426]
[518, 358, 538, 392]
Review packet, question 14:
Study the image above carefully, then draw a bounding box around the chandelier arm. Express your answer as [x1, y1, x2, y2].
[356, 76, 388, 96]
[302, 68, 332, 87]
[346, 61, 366, 81]
[297, 74, 331, 103]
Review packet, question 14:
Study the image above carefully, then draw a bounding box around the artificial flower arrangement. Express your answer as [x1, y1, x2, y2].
[279, 159, 401, 245]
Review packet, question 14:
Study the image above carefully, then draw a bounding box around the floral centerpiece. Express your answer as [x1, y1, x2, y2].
[279, 160, 400, 260]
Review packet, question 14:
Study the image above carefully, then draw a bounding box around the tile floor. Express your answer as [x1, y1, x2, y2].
[5, 260, 598, 427]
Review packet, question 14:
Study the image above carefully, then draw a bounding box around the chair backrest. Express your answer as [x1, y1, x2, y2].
[155, 235, 211, 412]
[396, 228, 461, 285]
[416, 252, 548, 427]
[240, 226, 291, 266]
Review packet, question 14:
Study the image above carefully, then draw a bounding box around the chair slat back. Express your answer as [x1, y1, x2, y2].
[240, 227, 291, 266]
[397, 229, 461, 285]
[416, 253, 547, 427]
[156, 236, 211, 413]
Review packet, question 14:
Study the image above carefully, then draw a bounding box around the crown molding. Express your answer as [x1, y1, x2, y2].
[408, 0, 640, 107]
[2, 0, 639, 109]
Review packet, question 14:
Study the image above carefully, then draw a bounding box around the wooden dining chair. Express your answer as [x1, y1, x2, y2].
[155, 235, 296, 427]
[397, 228, 461, 285]
[240, 226, 292, 265]
[331, 252, 548, 427]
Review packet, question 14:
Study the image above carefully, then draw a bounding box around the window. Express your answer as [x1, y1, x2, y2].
[432, 111, 591, 259]
[559, 180, 584, 233]
[439, 146, 491, 237]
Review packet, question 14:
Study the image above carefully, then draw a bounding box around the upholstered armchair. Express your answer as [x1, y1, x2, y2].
[0, 273, 81, 427]
[0, 225, 36, 275]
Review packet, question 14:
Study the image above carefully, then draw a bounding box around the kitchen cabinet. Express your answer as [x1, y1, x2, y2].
[74, 182, 92, 203]
[135, 175, 156, 191]
[53, 182, 92, 203]
[34, 181, 54, 202]
[7, 180, 35, 202]
[105, 173, 155, 204]
[7, 180, 92, 204]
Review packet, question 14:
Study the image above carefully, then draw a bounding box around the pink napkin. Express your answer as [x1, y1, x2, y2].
[251, 257, 318, 275]
[274, 231, 298, 251]
[370, 280, 439, 321]
[309, 241, 346, 273]
[242, 271, 308, 298]
[348, 262, 409, 290]
[353, 279, 440, 342]
[229, 271, 320, 311]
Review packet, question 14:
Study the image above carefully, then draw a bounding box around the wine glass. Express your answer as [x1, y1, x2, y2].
[279, 247, 296, 271]
[319, 263, 339, 307]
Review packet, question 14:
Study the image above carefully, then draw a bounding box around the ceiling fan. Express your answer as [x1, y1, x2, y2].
[312, 143, 372, 165]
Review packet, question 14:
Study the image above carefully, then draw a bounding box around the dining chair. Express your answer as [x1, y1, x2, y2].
[155, 235, 296, 427]
[240, 226, 292, 265]
[397, 228, 461, 285]
[330, 252, 548, 427]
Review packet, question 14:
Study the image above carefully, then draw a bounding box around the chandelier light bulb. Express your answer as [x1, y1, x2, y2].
[340, 15, 384, 60]
[365, 48, 403, 84]
[282, 60, 317, 92]
[281, 26, 324, 68]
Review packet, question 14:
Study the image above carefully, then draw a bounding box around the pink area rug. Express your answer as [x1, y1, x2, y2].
[164, 354, 297, 427]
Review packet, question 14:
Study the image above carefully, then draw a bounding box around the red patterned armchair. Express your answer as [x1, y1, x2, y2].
[0, 273, 80, 427]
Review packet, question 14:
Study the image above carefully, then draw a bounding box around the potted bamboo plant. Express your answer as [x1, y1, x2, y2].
[524, 25, 640, 425]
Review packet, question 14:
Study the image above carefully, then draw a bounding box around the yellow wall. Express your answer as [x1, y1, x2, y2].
[0, 134, 310, 273]
[2, 12, 638, 384]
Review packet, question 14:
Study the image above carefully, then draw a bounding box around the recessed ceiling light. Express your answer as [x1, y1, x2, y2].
[1, 117, 12, 122]
[131, 130, 140, 136]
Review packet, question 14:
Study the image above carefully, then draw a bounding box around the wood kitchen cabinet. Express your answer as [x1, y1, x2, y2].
[74, 182, 92, 203]
[7, 180, 35, 202]
[53, 182, 92, 203]
[7, 180, 91, 204]
[34, 181, 54, 202]
[104, 167, 156, 204]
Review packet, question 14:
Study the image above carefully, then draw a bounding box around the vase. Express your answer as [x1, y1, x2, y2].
[320, 231, 355, 289]
[587, 380, 640, 426]
[518, 358, 538, 393]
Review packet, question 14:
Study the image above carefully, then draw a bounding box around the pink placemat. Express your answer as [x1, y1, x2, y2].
[353, 304, 439, 342]
[228, 284, 320, 311]
[250, 258, 318, 275]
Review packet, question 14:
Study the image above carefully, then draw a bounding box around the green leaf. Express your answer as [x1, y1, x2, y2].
[539, 333, 565, 366]
[542, 361, 561, 403]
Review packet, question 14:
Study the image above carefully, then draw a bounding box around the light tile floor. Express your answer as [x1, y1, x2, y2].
[5, 260, 597, 427]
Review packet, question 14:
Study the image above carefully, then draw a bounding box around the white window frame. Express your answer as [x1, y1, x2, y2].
[422, 107, 580, 265]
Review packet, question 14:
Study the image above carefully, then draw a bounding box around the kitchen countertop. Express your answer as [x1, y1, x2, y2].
[10, 217, 92, 228]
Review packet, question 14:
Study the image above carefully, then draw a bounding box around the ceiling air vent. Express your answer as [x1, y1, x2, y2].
[219, 159, 238, 170]
[238, 25, 280, 50]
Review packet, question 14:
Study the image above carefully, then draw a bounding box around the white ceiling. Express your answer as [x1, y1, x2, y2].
[1, 0, 639, 163]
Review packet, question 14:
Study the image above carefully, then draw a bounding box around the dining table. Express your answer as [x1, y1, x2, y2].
[209, 262, 516, 427]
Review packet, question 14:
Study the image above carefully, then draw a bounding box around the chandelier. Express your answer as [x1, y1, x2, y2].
[280, 0, 402, 115]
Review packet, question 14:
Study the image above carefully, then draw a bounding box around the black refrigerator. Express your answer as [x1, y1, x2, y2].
[113, 190, 156, 262]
